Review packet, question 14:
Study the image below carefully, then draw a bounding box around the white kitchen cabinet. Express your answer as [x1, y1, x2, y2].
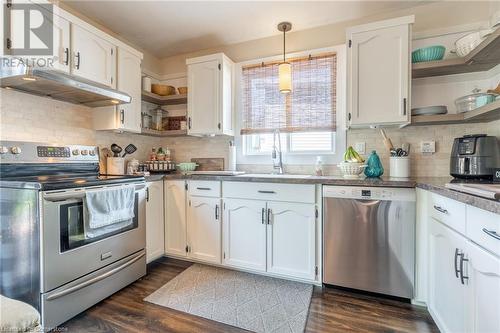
[146, 180, 164, 263]
[93, 47, 142, 133]
[164, 180, 187, 257]
[428, 218, 467, 333]
[347, 16, 413, 127]
[465, 241, 500, 333]
[186, 53, 234, 136]
[71, 24, 116, 87]
[48, 13, 71, 73]
[223, 199, 267, 272]
[267, 202, 316, 280]
[187, 196, 221, 264]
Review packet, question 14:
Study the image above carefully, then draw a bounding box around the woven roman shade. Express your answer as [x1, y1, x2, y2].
[241, 53, 336, 135]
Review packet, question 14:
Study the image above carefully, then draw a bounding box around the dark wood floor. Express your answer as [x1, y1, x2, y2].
[62, 257, 438, 333]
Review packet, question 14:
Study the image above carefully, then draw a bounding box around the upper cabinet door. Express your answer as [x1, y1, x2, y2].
[116, 47, 141, 133]
[222, 198, 267, 272]
[187, 53, 234, 136]
[187, 59, 220, 135]
[266, 201, 316, 281]
[465, 241, 500, 333]
[51, 16, 71, 73]
[71, 24, 116, 87]
[347, 16, 413, 127]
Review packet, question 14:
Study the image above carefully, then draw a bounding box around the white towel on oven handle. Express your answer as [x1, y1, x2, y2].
[84, 186, 135, 230]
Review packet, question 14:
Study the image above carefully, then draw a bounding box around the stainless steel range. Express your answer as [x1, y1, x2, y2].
[0, 141, 146, 330]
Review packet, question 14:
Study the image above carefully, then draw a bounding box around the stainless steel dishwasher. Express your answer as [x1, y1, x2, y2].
[323, 186, 416, 299]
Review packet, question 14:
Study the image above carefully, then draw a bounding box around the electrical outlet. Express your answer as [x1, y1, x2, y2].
[421, 141, 436, 154]
[355, 142, 366, 154]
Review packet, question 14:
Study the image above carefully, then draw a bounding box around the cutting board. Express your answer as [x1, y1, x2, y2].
[191, 158, 224, 171]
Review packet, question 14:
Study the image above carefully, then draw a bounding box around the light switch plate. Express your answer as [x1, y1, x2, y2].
[421, 141, 436, 154]
[355, 142, 366, 154]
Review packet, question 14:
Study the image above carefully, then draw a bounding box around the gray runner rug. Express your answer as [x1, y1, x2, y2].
[144, 264, 313, 332]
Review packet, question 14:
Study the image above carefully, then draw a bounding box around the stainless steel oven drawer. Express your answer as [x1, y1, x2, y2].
[41, 250, 146, 330]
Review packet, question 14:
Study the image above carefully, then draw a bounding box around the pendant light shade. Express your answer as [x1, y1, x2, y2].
[278, 62, 292, 93]
[277, 22, 292, 94]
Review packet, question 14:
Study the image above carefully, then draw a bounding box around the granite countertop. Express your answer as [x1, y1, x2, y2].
[146, 173, 500, 215]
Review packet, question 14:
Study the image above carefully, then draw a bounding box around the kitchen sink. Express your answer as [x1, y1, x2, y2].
[237, 173, 311, 179]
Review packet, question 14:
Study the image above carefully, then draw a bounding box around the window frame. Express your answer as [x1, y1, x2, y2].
[235, 45, 347, 165]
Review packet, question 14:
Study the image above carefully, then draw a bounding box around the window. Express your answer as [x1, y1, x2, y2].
[236, 45, 346, 164]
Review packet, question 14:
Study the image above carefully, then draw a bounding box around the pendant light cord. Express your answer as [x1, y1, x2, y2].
[283, 28, 286, 62]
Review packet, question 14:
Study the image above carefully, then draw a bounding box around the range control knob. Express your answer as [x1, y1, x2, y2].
[0, 146, 8, 154]
[89, 150, 96, 156]
[81, 150, 88, 156]
[11, 146, 22, 154]
[72, 149, 79, 156]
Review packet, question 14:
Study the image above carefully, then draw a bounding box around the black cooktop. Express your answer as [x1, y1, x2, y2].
[0, 174, 145, 191]
[0, 163, 144, 190]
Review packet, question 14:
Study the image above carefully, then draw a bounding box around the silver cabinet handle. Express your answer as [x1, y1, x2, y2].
[215, 204, 219, 220]
[403, 97, 407, 116]
[482, 228, 500, 241]
[196, 187, 211, 191]
[267, 208, 272, 224]
[258, 190, 276, 194]
[75, 51, 81, 69]
[459, 253, 469, 285]
[120, 109, 125, 124]
[454, 248, 461, 278]
[188, 117, 192, 129]
[433, 205, 448, 214]
[146, 187, 150, 202]
[46, 251, 145, 301]
[64, 47, 69, 65]
[261, 208, 266, 224]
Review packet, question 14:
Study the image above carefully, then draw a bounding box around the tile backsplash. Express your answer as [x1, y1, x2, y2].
[1, 88, 499, 178]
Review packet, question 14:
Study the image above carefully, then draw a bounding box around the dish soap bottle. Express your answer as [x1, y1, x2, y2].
[364, 150, 384, 178]
[315, 156, 324, 176]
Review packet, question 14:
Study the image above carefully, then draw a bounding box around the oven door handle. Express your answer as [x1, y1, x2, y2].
[46, 251, 145, 301]
[43, 184, 146, 202]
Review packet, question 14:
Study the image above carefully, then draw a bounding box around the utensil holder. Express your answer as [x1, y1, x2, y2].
[107, 157, 125, 175]
[390, 157, 410, 178]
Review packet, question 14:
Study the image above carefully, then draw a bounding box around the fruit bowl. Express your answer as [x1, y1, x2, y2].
[338, 162, 367, 179]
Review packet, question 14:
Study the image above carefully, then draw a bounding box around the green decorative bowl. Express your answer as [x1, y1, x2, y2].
[412, 46, 446, 63]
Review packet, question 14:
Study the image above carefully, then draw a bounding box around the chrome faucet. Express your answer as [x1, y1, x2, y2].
[272, 129, 284, 174]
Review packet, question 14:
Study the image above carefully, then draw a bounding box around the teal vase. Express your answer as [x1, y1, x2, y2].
[364, 150, 384, 178]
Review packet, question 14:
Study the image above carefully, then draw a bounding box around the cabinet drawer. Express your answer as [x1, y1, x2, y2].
[466, 206, 500, 257]
[429, 193, 466, 234]
[223, 182, 315, 203]
[189, 180, 221, 197]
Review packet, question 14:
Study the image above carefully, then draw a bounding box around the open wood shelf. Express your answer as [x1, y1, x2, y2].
[410, 100, 500, 126]
[140, 128, 187, 137]
[141, 91, 187, 105]
[412, 28, 500, 78]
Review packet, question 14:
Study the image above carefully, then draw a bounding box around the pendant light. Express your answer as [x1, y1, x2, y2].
[277, 22, 292, 94]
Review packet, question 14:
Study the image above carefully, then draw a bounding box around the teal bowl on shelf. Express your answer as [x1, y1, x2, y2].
[412, 46, 446, 63]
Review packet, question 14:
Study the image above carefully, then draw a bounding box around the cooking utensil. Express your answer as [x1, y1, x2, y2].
[411, 45, 445, 63]
[455, 90, 497, 113]
[380, 129, 394, 151]
[411, 105, 448, 116]
[402, 143, 410, 155]
[110, 143, 122, 157]
[122, 144, 137, 158]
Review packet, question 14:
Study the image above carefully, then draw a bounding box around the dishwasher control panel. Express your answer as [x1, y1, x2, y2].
[323, 186, 415, 201]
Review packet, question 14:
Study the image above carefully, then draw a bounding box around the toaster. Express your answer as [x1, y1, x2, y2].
[450, 134, 500, 179]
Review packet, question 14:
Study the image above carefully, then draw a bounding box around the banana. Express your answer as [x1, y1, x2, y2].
[344, 146, 365, 163]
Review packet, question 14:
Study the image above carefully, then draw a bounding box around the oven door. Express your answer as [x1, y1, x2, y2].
[41, 183, 146, 292]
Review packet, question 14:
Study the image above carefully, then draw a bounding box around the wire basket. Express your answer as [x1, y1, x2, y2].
[338, 162, 366, 179]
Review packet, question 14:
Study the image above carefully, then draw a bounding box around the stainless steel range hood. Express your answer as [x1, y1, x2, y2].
[0, 66, 131, 107]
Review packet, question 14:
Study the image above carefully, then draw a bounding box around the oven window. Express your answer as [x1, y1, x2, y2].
[60, 193, 139, 252]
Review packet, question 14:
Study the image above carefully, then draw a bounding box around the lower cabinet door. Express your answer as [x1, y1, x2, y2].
[222, 199, 266, 272]
[266, 201, 316, 280]
[428, 218, 467, 333]
[187, 196, 221, 264]
[146, 181, 164, 263]
[466, 241, 500, 333]
[164, 180, 187, 257]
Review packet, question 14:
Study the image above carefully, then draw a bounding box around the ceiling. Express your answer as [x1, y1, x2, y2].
[62, 1, 426, 58]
